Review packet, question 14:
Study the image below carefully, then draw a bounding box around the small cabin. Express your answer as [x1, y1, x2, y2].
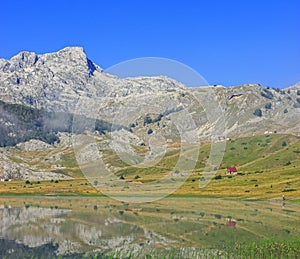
[227, 166, 237, 174]
[226, 220, 237, 227]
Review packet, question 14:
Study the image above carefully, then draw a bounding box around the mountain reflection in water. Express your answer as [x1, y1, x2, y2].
[0, 198, 299, 258]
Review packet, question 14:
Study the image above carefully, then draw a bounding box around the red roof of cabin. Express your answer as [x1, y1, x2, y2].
[227, 166, 237, 172]
[226, 220, 237, 227]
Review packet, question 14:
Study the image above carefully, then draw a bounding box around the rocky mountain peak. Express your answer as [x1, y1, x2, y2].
[10, 51, 39, 67]
[41, 46, 100, 74]
[55, 46, 90, 65]
[58, 46, 85, 55]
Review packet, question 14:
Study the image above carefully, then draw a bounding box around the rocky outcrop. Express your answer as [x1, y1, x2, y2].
[0, 152, 71, 180]
[16, 139, 52, 151]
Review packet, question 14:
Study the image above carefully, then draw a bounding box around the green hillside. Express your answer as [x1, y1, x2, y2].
[1, 133, 299, 198]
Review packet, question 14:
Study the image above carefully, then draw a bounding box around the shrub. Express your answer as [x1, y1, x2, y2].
[253, 108, 262, 117]
[284, 161, 291, 166]
[147, 128, 153, 134]
[261, 89, 274, 99]
[282, 141, 287, 147]
[274, 88, 280, 93]
[297, 90, 300, 95]
[25, 180, 30, 184]
[265, 102, 272, 109]
[144, 115, 153, 125]
[284, 108, 288, 114]
[293, 103, 300, 108]
[214, 175, 222, 180]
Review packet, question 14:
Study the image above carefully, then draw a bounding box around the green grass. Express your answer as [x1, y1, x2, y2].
[1, 133, 300, 198]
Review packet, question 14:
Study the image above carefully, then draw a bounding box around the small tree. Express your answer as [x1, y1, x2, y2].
[265, 102, 272, 109]
[214, 175, 222, 180]
[293, 102, 300, 108]
[261, 89, 274, 99]
[144, 116, 152, 125]
[253, 108, 262, 117]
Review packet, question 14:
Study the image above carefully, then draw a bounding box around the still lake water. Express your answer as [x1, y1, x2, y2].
[0, 197, 299, 258]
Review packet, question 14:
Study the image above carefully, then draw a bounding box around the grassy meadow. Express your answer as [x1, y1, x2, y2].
[0, 133, 299, 199]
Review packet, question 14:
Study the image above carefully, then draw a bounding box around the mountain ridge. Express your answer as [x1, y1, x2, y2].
[0, 47, 300, 181]
[0, 47, 300, 139]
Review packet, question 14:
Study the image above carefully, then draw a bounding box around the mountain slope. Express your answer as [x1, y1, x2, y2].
[0, 47, 300, 183]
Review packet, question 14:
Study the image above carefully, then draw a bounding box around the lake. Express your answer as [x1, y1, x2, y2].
[0, 197, 299, 258]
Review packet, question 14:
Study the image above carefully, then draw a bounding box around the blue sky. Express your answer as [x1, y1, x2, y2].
[0, 0, 299, 88]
